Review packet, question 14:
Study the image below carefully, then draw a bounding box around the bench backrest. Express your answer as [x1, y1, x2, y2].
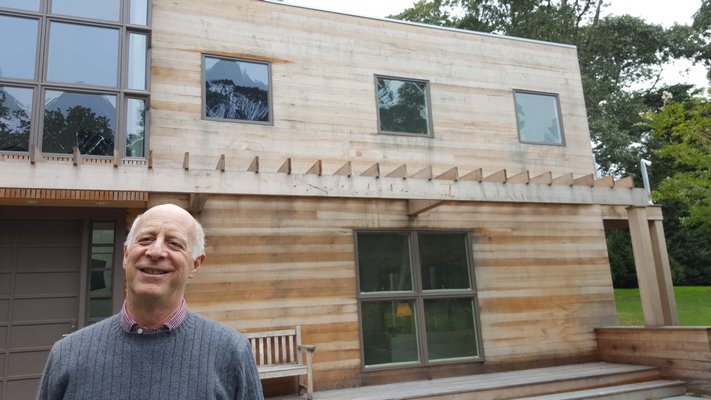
[245, 326, 303, 367]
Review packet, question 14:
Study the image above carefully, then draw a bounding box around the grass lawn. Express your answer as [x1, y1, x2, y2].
[615, 286, 711, 326]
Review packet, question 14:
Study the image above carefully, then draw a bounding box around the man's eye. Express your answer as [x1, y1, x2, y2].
[138, 237, 154, 244]
[169, 241, 185, 250]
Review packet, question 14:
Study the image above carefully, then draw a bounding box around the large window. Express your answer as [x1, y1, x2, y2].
[0, 0, 150, 158]
[514, 90, 564, 145]
[356, 231, 482, 369]
[376, 76, 432, 136]
[203, 55, 272, 124]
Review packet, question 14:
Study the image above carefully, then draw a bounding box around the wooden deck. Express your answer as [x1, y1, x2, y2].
[267, 362, 687, 400]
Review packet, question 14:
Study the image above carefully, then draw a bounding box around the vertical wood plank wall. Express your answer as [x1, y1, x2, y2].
[184, 195, 616, 389]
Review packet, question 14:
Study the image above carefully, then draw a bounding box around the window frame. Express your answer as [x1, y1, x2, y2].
[355, 230, 484, 371]
[201, 54, 273, 125]
[513, 89, 565, 146]
[0, 0, 151, 159]
[375, 75, 434, 138]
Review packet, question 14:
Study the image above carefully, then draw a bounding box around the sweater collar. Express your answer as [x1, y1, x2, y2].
[119, 300, 189, 333]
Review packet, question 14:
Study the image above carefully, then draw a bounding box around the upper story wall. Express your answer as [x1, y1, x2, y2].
[150, 0, 594, 178]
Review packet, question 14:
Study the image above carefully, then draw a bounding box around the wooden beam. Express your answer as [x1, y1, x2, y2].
[182, 152, 190, 170]
[189, 193, 209, 214]
[278, 158, 292, 174]
[147, 150, 153, 169]
[483, 169, 507, 183]
[594, 175, 614, 187]
[72, 146, 82, 166]
[552, 172, 574, 185]
[247, 156, 259, 173]
[216, 154, 226, 172]
[408, 199, 446, 217]
[615, 176, 634, 188]
[434, 167, 458, 181]
[361, 163, 380, 178]
[30, 145, 41, 165]
[530, 171, 552, 185]
[113, 149, 120, 168]
[573, 173, 595, 187]
[460, 168, 483, 182]
[333, 161, 352, 177]
[507, 171, 530, 184]
[411, 165, 432, 180]
[386, 164, 408, 179]
[306, 160, 322, 175]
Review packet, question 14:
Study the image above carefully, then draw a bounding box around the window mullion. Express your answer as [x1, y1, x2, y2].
[410, 231, 430, 365]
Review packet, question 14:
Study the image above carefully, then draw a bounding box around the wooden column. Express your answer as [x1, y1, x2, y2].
[626, 206, 677, 326]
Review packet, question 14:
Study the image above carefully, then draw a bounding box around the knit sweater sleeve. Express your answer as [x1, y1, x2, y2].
[233, 335, 264, 400]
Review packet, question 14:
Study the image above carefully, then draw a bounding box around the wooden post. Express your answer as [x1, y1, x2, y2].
[648, 206, 679, 325]
[627, 206, 674, 326]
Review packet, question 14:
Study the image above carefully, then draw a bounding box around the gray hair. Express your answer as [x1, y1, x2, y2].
[125, 213, 206, 261]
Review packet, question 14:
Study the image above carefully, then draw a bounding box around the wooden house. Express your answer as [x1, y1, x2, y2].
[1, 0, 701, 398]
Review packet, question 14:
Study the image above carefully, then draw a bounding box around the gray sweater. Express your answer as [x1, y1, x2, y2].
[37, 312, 264, 400]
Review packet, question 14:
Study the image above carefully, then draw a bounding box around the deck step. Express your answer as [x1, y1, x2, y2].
[519, 379, 688, 399]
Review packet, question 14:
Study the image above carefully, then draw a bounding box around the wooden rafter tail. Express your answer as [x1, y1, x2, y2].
[460, 168, 483, 182]
[216, 154, 226, 172]
[407, 199, 446, 217]
[573, 173, 595, 187]
[183, 152, 190, 170]
[411, 165, 433, 180]
[434, 167, 458, 181]
[147, 150, 153, 169]
[386, 164, 407, 179]
[30, 145, 41, 165]
[72, 146, 82, 166]
[551, 172, 574, 186]
[333, 161, 352, 177]
[594, 175, 615, 187]
[247, 156, 259, 173]
[615, 176, 634, 188]
[306, 160, 322, 175]
[507, 170, 530, 184]
[530, 171, 552, 185]
[483, 169, 507, 183]
[361, 163, 380, 178]
[113, 149, 120, 168]
[278, 158, 292, 174]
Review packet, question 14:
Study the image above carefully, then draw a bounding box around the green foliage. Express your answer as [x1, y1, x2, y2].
[43, 106, 114, 155]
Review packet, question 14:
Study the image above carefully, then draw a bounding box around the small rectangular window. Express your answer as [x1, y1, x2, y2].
[126, 98, 146, 157]
[203, 55, 271, 124]
[0, 86, 33, 151]
[88, 222, 116, 324]
[127, 32, 147, 90]
[0, 0, 40, 11]
[514, 90, 564, 145]
[52, 0, 120, 22]
[130, 0, 149, 25]
[376, 76, 432, 136]
[0, 15, 38, 80]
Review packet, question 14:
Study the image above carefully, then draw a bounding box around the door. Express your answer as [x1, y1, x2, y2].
[0, 220, 82, 399]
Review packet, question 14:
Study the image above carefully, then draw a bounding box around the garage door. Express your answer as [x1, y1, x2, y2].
[0, 220, 82, 399]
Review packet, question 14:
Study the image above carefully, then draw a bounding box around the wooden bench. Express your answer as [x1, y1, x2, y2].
[245, 326, 317, 399]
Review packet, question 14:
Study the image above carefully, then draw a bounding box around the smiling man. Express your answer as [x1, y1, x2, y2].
[37, 204, 264, 400]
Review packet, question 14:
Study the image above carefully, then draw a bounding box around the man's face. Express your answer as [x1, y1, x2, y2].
[123, 205, 203, 307]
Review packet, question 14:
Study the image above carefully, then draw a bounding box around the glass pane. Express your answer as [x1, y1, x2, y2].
[0, 86, 32, 151]
[204, 56, 270, 122]
[514, 91, 563, 144]
[377, 77, 430, 135]
[361, 300, 418, 366]
[47, 22, 119, 87]
[128, 33, 147, 90]
[419, 233, 471, 290]
[52, 0, 120, 21]
[0, 15, 37, 80]
[43, 90, 117, 155]
[0, 0, 39, 11]
[130, 0, 149, 25]
[92, 222, 115, 243]
[424, 298, 479, 360]
[126, 98, 146, 157]
[89, 265, 113, 294]
[88, 298, 113, 320]
[357, 232, 412, 293]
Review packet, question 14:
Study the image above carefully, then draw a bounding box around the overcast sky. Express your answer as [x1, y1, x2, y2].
[281, 0, 707, 89]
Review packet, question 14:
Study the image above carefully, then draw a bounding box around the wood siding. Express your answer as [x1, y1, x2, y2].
[181, 195, 616, 390]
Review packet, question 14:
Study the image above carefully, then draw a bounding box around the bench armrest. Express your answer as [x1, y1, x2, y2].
[297, 344, 317, 353]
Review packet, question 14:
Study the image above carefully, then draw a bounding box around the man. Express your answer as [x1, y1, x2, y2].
[37, 203, 264, 400]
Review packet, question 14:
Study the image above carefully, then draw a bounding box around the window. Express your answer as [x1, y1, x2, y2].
[514, 90, 564, 145]
[87, 222, 116, 324]
[203, 55, 272, 124]
[0, 0, 151, 158]
[356, 231, 482, 369]
[376, 76, 432, 136]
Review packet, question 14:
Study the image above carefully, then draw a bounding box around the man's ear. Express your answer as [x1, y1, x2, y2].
[189, 254, 205, 278]
[123, 244, 128, 270]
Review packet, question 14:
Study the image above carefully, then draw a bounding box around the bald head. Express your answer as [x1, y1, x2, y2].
[126, 204, 205, 260]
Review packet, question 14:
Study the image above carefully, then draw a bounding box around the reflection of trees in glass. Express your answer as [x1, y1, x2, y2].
[205, 79, 269, 121]
[377, 78, 429, 135]
[0, 88, 31, 151]
[125, 99, 145, 157]
[515, 94, 562, 144]
[43, 105, 114, 155]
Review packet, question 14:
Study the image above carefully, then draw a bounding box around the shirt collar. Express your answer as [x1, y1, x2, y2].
[120, 300, 189, 333]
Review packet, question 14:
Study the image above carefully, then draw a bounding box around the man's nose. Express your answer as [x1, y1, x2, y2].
[146, 237, 167, 257]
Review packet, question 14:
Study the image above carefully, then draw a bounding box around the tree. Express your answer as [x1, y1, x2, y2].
[43, 106, 114, 155]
